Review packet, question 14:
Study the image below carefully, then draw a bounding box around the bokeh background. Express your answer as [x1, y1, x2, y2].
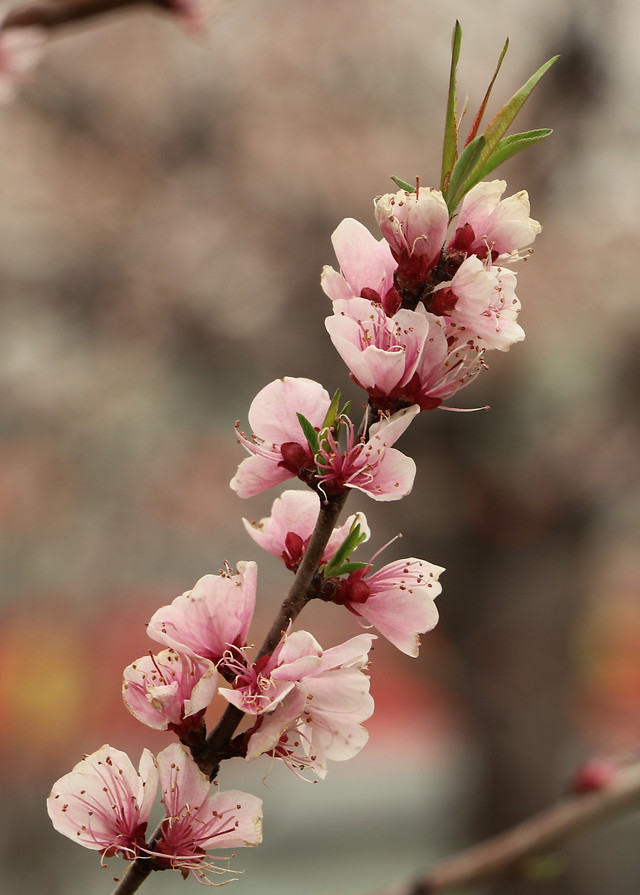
[1, 0, 640, 893]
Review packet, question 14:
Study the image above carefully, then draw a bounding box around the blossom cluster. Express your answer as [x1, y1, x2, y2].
[46, 41, 544, 883]
[48, 743, 262, 883]
[47, 484, 444, 880]
[323, 180, 540, 413]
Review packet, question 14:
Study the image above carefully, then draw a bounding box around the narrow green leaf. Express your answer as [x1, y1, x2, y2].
[320, 389, 342, 431]
[321, 523, 369, 577]
[521, 853, 566, 882]
[338, 400, 351, 423]
[296, 412, 319, 456]
[467, 128, 552, 187]
[477, 55, 559, 170]
[327, 528, 361, 569]
[465, 36, 509, 146]
[444, 134, 486, 212]
[440, 20, 462, 191]
[390, 175, 415, 193]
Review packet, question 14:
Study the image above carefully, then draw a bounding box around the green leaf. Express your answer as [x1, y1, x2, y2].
[321, 522, 369, 577]
[296, 412, 319, 456]
[444, 134, 486, 212]
[320, 389, 342, 432]
[476, 55, 559, 171]
[467, 128, 553, 187]
[464, 37, 509, 146]
[521, 853, 566, 881]
[440, 20, 462, 192]
[390, 175, 415, 193]
[339, 400, 351, 420]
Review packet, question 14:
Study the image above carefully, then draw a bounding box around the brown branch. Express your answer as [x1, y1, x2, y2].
[111, 857, 155, 895]
[3, 0, 163, 32]
[110, 488, 352, 895]
[197, 489, 349, 778]
[369, 761, 640, 895]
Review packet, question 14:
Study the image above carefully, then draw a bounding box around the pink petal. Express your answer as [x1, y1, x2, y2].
[47, 745, 157, 852]
[320, 264, 357, 302]
[361, 589, 439, 657]
[247, 377, 330, 444]
[156, 742, 209, 817]
[231, 454, 293, 498]
[330, 217, 397, 298]
[147, 563, 256, 662]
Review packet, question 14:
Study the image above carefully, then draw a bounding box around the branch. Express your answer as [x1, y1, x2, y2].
[2, 0, 167, 31]
[111, 489, 351, 895]
[369, 761, 640, 894]
[111, 857, 154, 895]
[4, 0, 147, 30]
[197, 489, 349, 777]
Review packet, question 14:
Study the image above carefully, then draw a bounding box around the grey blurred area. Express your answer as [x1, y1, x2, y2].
[1, 0, 640, 893]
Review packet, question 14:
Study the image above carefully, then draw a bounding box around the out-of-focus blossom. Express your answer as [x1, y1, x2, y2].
[320, 217, 400, 315]
[122, 648, 218, 733]
[315, 405, 418, 501]
[242, 489, 369, 571]
[160, 0, 211, 33]
[0, 5, 47, 104]
[569, 757, 619, 794]
[433, 255, 524, 351]
[153, 743, 262, 882]
[374, 187, 449, 286]
[147, 563, 257, 664]
[231, 377, 331, 499]
[448, 180, 541, 260]
[47, 745, 158, 860]
[246, 633, 375, 778]
[330, 557, 444, 656]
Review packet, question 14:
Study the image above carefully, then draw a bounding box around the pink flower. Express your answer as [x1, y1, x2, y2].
[154, 743, 262, 882]
[47, 745, 158, 861]
[242, 489, 369, 571]
[320, 217, 400, 315]
[325, 295, 485, 412]
[315, 405, 418, 501]
[448, 180, 541, 260]
[147, 563, 257, 664]
[325, 297, 431, 395]
[331, 558, 444, 657]
[231, 377, 332, 499]
[246, 634, 375, 778]
[122, 649, 218, 734]
[434, 255, 524, 351]
[374, 187, 449, 286]
[220, 629, 325, 715]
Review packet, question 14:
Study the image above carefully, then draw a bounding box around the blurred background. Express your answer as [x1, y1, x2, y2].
[1, 0, 640, 892]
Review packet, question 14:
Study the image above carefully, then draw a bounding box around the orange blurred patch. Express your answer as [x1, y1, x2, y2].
[0, 608, 88, 773]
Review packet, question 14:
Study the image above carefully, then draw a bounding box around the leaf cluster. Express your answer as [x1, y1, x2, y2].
[393, 22, 557, 215]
